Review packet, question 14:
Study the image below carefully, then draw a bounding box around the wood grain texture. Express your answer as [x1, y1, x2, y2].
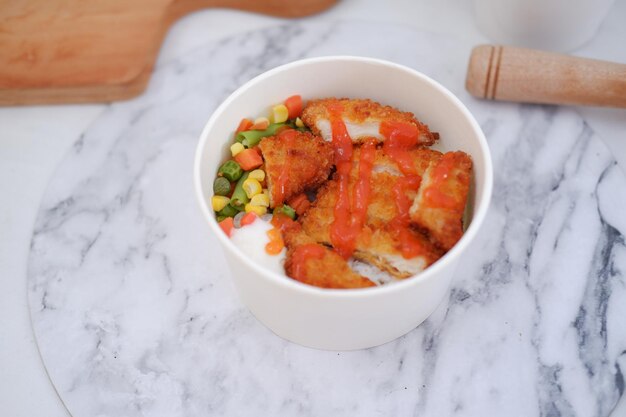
[466, 45, 626, 108]
[0, 0, 338, 105]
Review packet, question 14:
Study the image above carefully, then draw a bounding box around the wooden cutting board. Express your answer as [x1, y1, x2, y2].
[0, 0, 337, 105]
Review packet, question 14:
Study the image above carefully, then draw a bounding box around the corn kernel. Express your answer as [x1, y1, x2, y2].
[211, 195, 230, 212]
[245, 203, 267, 216]
[263, 188, 270, 198]
[295, 117, 304, 128]
[250, 193, 270, 207]
[271, 104, 289, 124]
[248, 169, 265, 182]
[230, 142, 245, 157]
[243, 178, 262, 198]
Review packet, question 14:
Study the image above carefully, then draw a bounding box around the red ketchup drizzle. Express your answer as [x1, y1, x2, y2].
[274, 129, 297, 206]
[291, 244, 325, 282]
[381, 121, 420, 175]
[266, 212, 296, 255]
[353, 139, 376, 231]
[423, 153, 459, 209]
[390, 176, 424, 258]
[328, 104, 376, 259]
[381, 120, 425, 258]
[328, 103, 353, 165]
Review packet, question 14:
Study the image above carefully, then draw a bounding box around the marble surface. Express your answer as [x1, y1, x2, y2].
[27, 21, 626, 417]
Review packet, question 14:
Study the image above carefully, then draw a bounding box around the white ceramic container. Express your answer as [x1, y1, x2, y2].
[473, 0, 616, 52]
[194, 56, 493, 350]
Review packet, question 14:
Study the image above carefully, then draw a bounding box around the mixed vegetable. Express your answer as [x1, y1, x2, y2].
[212, 95, 307, 236]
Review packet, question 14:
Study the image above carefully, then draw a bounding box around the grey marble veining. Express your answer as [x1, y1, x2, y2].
[28, 21, 626, 417]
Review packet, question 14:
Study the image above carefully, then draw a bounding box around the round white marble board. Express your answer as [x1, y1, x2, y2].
[28, 21, 626, 417]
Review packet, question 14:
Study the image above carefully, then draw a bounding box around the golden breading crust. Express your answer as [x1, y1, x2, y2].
[301, 147, 441, 227]
[410, 151, 473, 250]
[301, 98, 438, 146]
[281, 220, 375, 289]
[354, 227, 444, 279]
[258, 129, 333, 208]
[299, 148, 444, 279]
[372, 147, 442, 176]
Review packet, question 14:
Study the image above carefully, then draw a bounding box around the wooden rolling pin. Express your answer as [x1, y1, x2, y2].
[466, 45, 626, 108]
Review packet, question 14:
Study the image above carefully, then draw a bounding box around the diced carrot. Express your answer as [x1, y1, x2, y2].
[284, 95, 303, 119]
[288, 193, 311, 216]
[234, 148, 263, 171]
[252, 146, 263, 158]
[219, 217, 234, 237]
[251, 117, 270, 130]
[236, 118, 253, 133]
[240, 212, 257, 226]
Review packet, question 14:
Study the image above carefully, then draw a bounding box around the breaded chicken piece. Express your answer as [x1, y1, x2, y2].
[410, 151, 473, 250]
[307, 147, 441, 226]
[355, 226, 444, 278]
[372, 147, 442, 176]
[301, 98, 438, 146]
[301, 180, 443, 278]
[258, 129, 333, 208]
[300, 148, 444, 279]
[281, 220, 375, 289]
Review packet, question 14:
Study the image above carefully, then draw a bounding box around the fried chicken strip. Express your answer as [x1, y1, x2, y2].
[281, 220, 375, 289]
[258, 129, 333, 208]
[301, 98, 438, 146]
[409, 151, 473, 250]
[371, 147, 442, 177]
[300, 148, 444, 279]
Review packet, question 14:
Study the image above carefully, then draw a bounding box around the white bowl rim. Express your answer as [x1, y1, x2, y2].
[194, 55, 493, 299]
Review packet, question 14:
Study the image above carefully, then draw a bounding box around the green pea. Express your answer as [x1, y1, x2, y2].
[213, 177, 231, 196]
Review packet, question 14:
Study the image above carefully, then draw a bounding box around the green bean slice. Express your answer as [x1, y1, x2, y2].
[218, 160, 243, 182]
[274, 204, 296, 220]
[237, 123, 286, 148]
[230, 172, 250, 209]
[217, 204, 239, 218]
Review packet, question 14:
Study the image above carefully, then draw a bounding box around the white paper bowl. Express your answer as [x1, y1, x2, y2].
[194, 56, 493, 350]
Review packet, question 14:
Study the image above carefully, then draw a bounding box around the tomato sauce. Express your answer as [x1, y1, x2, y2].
[264, 213, 293, 255]
[392, 175, 421, 219]
[422, 153, 461, 210]
[330, 160, 354, 259]
[353, 139, 376, 229]
[395, 227, 426, 258]
[291, 244, 325, 282]
[264, 228, 284, 255]
[388, 175, 424, 258]
[329, 104, 353, 165]
[423, 188, 457, 209]
[328, 103, 376, 259]
[380, 121, 428, 259]
[380, 120, 420, 175]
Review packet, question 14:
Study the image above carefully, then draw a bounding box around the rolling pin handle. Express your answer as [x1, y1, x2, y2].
[465, 44, 626, 108]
